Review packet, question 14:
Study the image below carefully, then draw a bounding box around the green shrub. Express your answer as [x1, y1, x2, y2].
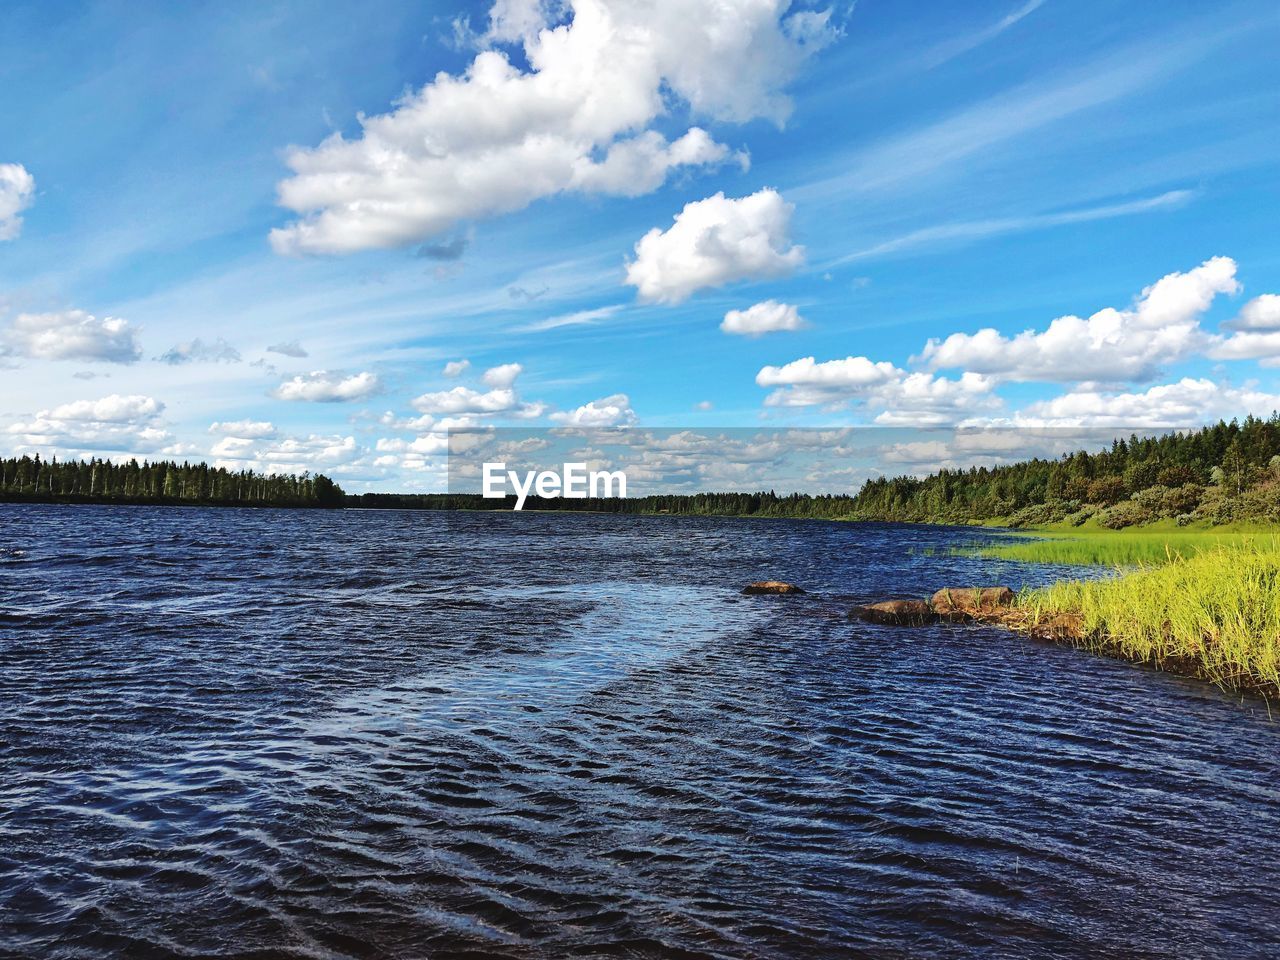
[1098, 500, 1154, 529]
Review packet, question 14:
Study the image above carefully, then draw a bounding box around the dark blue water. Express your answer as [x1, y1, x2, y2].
[1, 505, 1277, 959]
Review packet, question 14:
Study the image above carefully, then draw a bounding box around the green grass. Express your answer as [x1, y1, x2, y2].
[976, 528, 1279, 567]
[973, 528, 1280, 695]
[1019, 540, 1280, 695]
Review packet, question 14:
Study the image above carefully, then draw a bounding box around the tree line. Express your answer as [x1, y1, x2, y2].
[0, 455, 345, 508]
[8, 417, 1280, 526]
[846, 416, 1280, 527]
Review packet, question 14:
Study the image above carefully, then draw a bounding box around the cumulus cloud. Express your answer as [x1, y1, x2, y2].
[1226, 294, 1280, 331]
[550, 392, 637, 427]
[0, 163, 35, 241]
[3, 310, 142, 363]
[481, 362, 523, 387]
[918, 256, 1241, 382]
[273, 370, 381, 402]
[1007, 378, 1280, 429]
[270, 0, 834, 255]
[721, 299, 806, 337]
[1210, 295, 1280, 365]
[158, 337, 241, 364]
[756, 355, 998, 425]
[267, 340, 309, 358]
[757, 355, 898, 394]
[443, 359, 471, 377]
[5, 394, 170, 453]
[211, 431, 371, 476]
[209, 419, 277, 438]
[47, 395, 164, 422]
[408, 361, 549, 419]
[411, 385, 544, 418]
[625, 189, 804, 303]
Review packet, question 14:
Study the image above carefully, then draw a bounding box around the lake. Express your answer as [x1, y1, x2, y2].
[1, 504, 1277, 958]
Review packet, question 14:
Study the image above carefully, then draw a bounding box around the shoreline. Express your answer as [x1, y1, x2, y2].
[8, 497, 1276, 700]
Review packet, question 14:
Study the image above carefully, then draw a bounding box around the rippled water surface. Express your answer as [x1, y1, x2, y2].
[2, 504, 1278, 959]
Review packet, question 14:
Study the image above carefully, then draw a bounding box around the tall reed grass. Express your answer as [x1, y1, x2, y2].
[978, 529, 1272, 567]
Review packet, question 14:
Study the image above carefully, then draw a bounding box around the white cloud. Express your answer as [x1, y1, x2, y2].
[0, 163, 35, 241]
[919, 256, 1240, 382]
[270, 0, 834, 254]
[880, 431, 1036, 471]
[570, 128, 746, 196]
[1211, 295, 1280, 365]
[1007, 378, 1280, 429]
[407, 361, 550, 419]
[721, 299, 806, 337]
[5, 394, 170, 453]
[413, 386, 518, 415]
[411, 385, 544, 418]
[273, 370, 381, 402]
[826, 190, 1194, 266]
[474, 0, 563, 46]
[47, 395, 164, 422]
[625, 189, 804, 303]
[757, 355, 898, 393]
[443, 359, 471, 377]
[4, 310, 142, 363]
[550, 392, 637, 427]
[211, 431, 372, 477]
[210, 435, 259, 459]
[519, 304, 624, 332]
[916, 0, 1045, 69]
[158, 337, 241, 364]
[756, 355, 998, 425]
[209, 419, 277, 438]
[481, 362, 523, 387]
[1227, 294, 1280, 331]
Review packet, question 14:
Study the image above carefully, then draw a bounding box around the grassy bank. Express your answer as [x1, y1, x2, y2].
[976, 526, 1278, 566]
[979, 529, 1280, 697]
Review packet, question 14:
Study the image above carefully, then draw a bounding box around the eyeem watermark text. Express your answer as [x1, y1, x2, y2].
[482, 462, 627, 510]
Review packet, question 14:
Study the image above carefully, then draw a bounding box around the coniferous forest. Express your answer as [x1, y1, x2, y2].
[0, 456, 345, 508]
[848, 415, 1280, 527]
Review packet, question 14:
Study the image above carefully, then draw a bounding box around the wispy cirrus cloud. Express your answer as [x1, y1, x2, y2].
[796, 26, 1226, 201]
[518, 304, 625, 333]
[823, 189, 1194, 266]
[916, 0, 1048, 70]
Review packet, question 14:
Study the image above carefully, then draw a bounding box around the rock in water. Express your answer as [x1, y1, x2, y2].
[851, 600, 937, 626]
[930, 586, 1015, 621]
[742, 581, 806, 595]
[1027, 612, 1084, 641]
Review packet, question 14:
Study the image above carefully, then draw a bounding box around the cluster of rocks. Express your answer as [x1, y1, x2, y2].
[740, 581, 1084, 642]
[852, 587, 1016, 625]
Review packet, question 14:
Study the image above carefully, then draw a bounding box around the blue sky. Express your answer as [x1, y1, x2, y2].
[1, 0, 1278, 491]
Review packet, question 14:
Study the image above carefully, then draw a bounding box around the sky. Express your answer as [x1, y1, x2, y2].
[1, 0, 1279, 492]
